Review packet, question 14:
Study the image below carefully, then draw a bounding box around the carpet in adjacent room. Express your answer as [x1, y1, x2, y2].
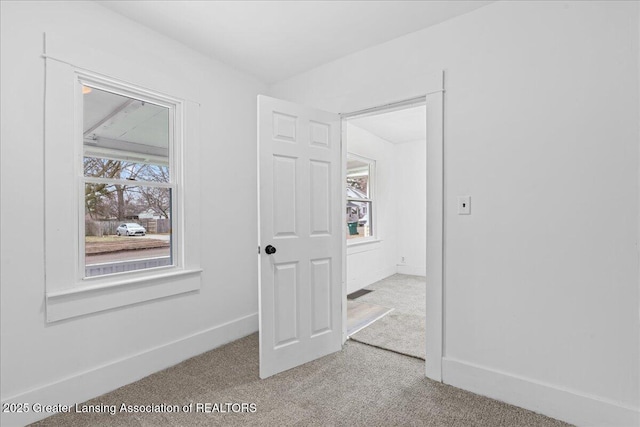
[349, 274, 426, 359]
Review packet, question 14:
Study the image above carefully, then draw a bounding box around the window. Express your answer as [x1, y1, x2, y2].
[346, 155, 375, 241]
[44, 55, 201, 322]
[82, 85, 174, 277]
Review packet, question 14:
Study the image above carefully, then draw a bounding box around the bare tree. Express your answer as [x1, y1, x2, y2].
[84, 157, 170, 221]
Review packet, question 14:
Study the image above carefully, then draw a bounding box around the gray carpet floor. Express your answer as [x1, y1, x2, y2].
[350, 274, 426, 359]
[32, 334, 571, 427]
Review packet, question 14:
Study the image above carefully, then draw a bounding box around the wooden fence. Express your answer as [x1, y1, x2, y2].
[85, 218, 170, 236]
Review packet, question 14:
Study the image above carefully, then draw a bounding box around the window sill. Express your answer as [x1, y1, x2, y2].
[46, 268, 202, 322]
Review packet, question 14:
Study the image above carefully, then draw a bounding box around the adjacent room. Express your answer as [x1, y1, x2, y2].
[344, 103, 427, 361]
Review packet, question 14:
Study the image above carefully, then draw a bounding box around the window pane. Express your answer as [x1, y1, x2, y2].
[84, 156, 169, 183]
[347, 158, 370, 199]
[84, 184, 172, 277]
[346, 200, 373, 240]
[83, 86, 169, 178]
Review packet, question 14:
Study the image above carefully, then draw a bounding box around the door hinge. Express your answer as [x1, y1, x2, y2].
[258, 246, 260, 254]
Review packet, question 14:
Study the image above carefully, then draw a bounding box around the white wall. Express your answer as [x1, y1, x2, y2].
[394, 139, 427, 276]
[346, 124, 397, 294]
[347, 127, 427, 290]
[0, 2, 265, 425]
[270, 1, 640, 426]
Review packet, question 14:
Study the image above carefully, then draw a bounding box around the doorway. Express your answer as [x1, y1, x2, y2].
[343, 102, 427, 360]
[257, 69, 444, 380]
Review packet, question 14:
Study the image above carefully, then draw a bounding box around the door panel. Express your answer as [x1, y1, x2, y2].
[273, 262, 298, 347]
[272, 155, 298, 236]
[310, 258, 332, 335]
[258, 95, 342, 379]
[309, 160, 332, 235]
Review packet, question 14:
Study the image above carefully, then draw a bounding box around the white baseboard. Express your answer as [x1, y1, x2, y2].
[346, 266, 397, 294]
[443, 357, 640, 427]
[1, 313, 258, 427]
[396, 264, 426, 276]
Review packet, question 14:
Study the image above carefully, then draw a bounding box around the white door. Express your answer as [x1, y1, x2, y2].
[258, 95, 343, 379]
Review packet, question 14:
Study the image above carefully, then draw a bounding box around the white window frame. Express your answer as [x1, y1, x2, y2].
[346, 153, 377, 245]
[44, 58, 202, 322]
[78, 75, 180, 280]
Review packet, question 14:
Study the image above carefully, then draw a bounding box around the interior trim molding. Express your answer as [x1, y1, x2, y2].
[396, 264, 426, 276]
[0, 313, 258, 426]
[346, 265, 397, 295]
[424, 70, 445, 381]
[442, 357, 640, 427]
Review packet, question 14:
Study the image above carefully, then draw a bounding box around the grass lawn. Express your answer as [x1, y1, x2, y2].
[85, 236, 123, 243]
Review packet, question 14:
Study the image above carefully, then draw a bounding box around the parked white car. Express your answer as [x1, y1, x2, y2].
[116, 223, 146, 236]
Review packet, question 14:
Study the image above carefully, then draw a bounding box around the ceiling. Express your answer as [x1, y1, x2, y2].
[349, 105, 426, 144]
[98, 1, 492, 84]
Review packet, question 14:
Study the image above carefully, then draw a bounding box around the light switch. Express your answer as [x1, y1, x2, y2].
[458, 196, 471, 215]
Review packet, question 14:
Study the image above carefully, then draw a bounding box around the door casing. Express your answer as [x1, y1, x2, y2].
[339, 71, 445, 381]
[257, 70, 445, 381]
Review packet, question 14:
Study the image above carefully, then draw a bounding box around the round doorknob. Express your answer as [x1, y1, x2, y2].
[265, 245, 277, 255]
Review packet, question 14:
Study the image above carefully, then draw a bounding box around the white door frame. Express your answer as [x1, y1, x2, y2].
[340, 71, 445, 382]
[424, 71, 445, 381]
